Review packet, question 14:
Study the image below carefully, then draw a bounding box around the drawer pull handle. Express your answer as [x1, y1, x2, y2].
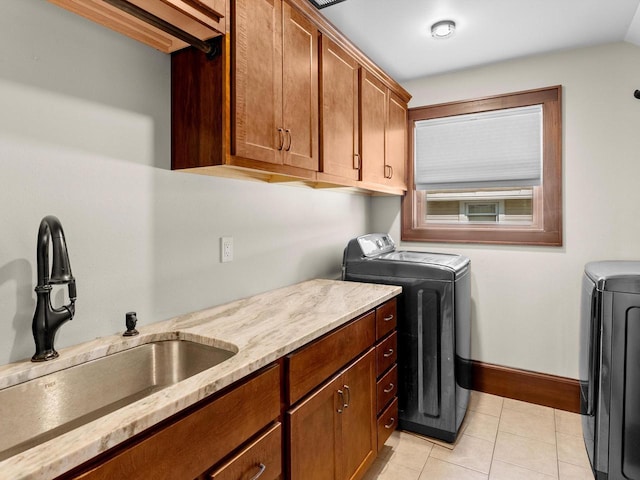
[337, 389, 345, 413]
[249, 463, 266, 480]
[277, 128, 284, 151]
[383, 314, 394, 322]
[383, 383, 395, 393]
[383, 348, 394, 358]
[384, 417, 395, 429]
[284, 129, 292, 151]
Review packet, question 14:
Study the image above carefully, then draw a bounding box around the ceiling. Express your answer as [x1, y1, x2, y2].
[321, 0, 640, 82]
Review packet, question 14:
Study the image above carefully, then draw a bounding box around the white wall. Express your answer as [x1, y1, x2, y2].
[0, 0, 371, 365]
[372, 42, 640, 379]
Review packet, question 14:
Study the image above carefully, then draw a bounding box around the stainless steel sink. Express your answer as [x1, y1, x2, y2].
[0, 339, 236, 461]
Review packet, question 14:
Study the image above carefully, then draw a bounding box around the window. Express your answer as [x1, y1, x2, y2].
[401, 86, 562, 246]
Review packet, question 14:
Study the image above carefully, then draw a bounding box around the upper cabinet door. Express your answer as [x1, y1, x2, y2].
[320, 37, 360, 182]
[385, 91, 408, 190]
[360, 68, 408, 192]
[360, 69, 387, 186]
[282, 3, 319, 171]
[232, 0, 283, 165]
[232, 0, 318, 172]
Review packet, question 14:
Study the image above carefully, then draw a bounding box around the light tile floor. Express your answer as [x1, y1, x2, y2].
[364, 391, 594, 480]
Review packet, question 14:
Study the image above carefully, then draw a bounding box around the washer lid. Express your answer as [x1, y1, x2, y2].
[379, 250, 470, 272]
[585, 260, 640, 293]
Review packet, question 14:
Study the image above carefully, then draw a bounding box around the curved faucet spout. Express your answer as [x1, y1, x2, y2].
[31, 216, 77, 362]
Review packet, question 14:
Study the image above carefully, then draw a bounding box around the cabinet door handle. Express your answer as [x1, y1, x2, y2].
[277, 128, 284, 151]
[353, 153, 360, 170]
[383, 348, 394, 358]
[384, 164, 394, 179]
[384, 417, 395, 429]
[284, 129, 292, 151]
[343, 384, 350, 408]
[249, 463, 266, 480]
[337, 389, 345, 413]
[383, 314, 394, 322]
[383, 383, 395, 394]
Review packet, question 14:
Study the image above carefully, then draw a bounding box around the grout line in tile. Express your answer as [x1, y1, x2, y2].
[376, 394, 591, 480]
[493, 458, 558, 479]
[553, 405, 560, 479]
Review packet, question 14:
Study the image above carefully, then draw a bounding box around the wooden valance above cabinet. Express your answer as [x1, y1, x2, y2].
[48, 0, 225, 53]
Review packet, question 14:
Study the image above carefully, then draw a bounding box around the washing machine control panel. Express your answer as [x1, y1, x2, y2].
[357, 233, 396, 257]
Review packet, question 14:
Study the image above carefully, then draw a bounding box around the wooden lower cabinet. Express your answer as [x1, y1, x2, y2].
[208, 423, 282, 480]
[54, 297, 399, 480]
[61, 365, 281, 480]
[374, 299, 398, 452]
[287, 349, 376, 480]
[377, 398, 398, 451]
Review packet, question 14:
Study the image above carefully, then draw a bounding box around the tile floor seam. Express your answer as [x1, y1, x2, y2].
[492, 458, 558, 479]
[369, 393, 593, 480]
[487, 408, 503, 479]
[553, 407, 560, 479]
[496, 423, 558, 446]
[428, 455, 491, 477]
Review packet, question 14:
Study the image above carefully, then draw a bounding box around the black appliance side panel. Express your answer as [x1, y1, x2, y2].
[609, 292, 640, 480]
[623, 307, 640, 478]
[343, 272, 458, 439]
[579, 273, 598, 472]
[454, 269, 471, 431]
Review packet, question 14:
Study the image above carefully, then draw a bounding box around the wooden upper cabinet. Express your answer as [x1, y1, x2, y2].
[386, 91, 408, 190]
[232, 0, 318, 172]
[48, 0, 225, 53]
[319, 36, 360, 183]
[169, 0, 410, 193]
[232, 0, 283, 165]
[360, 70, 387, 186]
[360, 69, 408, 192]
[281, 3, 319, 171]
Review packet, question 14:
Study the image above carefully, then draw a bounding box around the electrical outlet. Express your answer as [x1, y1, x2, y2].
[221, 237, 233, 263]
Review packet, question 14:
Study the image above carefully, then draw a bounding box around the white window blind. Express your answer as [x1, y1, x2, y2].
[414, 105, 543, 191]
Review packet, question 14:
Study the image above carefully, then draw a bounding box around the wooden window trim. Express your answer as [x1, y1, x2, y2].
[402, 86, 563, 246]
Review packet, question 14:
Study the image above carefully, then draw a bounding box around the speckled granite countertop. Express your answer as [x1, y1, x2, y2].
[0, 279, 400, 480]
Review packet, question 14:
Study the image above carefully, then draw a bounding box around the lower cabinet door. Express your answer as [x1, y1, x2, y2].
[340, 349, 377, 480]
[288, 374, 343, 480]
[287, 349, 376, 480]
[209, 423, 282, 480]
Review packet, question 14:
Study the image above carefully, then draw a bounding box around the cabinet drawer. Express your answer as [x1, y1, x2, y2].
[287, 311, 375, 405]
[376, 331, 397, 377]
[73, 365, 281, 480]
[376, 364, 397, 415]
[377, 397, 398, 451]
[376, 298, 397, 340]
[209, 423, 281, 480]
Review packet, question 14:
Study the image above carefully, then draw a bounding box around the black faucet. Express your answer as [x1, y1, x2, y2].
[31, 216, 77, 362]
